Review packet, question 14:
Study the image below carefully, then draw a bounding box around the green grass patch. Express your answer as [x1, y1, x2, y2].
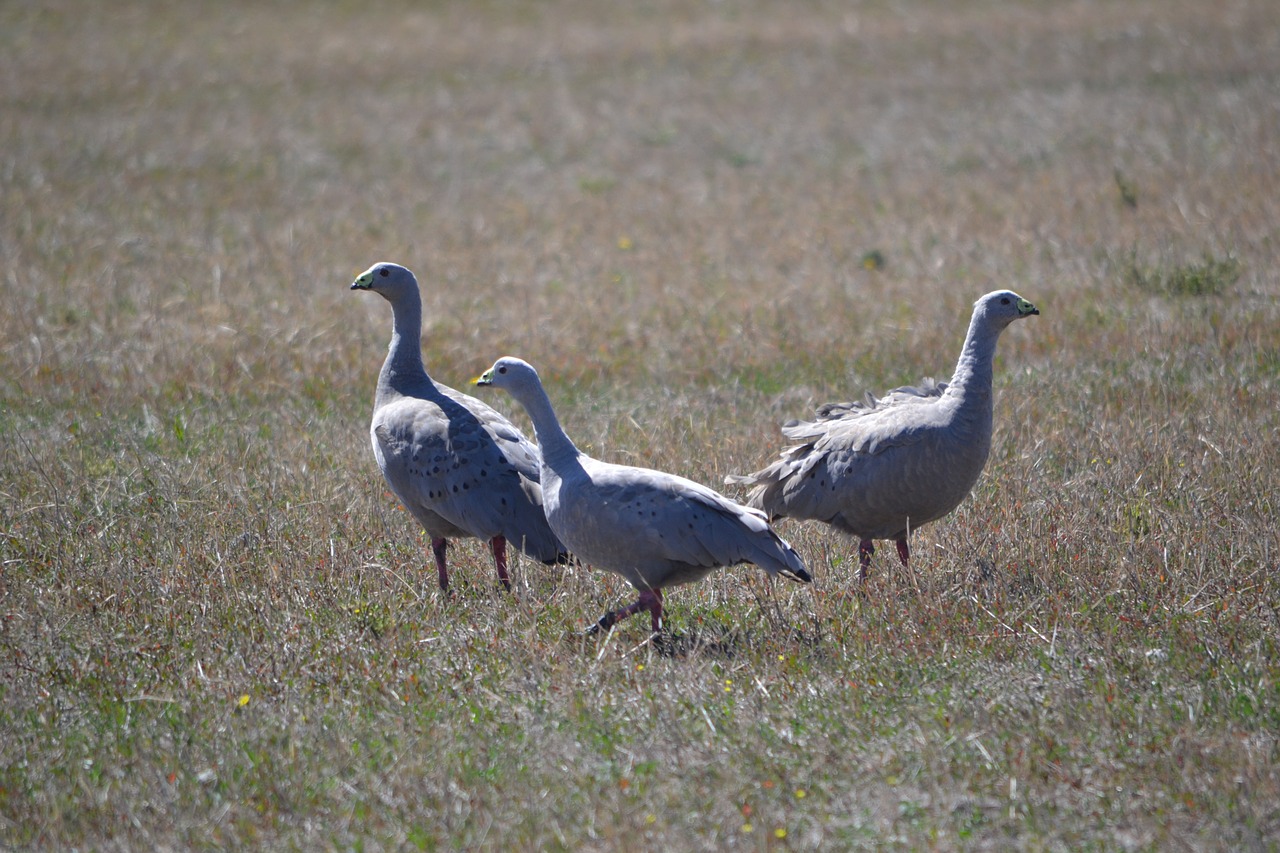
[1122, 249, 1243, 297]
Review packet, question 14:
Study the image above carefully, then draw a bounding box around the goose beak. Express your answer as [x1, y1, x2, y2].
[351, 273, 373, 291]
[1017, 297, 1039, 316]
[472, 370, 493, 387]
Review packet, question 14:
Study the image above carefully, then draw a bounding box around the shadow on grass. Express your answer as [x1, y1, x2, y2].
[565, 620, 827, 660]
[561, 624, 744, 659]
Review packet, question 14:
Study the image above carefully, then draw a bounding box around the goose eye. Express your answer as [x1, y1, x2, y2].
[1000, 296, 1010, 304]
[498, 366, 508, 375]
[379, 268, 390, 277]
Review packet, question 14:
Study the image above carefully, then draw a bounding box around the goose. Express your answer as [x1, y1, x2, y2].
[474, 357, 811, 633]
[351, 263, 567, 591]
[727, 290, 1039, 580]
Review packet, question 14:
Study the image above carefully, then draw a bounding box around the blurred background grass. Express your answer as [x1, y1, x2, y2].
[2, 0, 1279, 848]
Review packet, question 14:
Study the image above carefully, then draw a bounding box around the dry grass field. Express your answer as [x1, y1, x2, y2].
[3, 0, 1280, 848]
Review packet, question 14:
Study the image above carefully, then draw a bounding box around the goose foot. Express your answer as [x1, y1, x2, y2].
[586, 589, 665, 635]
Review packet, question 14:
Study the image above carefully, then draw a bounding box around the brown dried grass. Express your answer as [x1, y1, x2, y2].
[2, 0, 1279, 848]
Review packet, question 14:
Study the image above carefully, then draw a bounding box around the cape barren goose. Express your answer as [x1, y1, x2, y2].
[728, 290, 1039, 580]
[352, 263, 567, 592]
[476, 356, 810, 633]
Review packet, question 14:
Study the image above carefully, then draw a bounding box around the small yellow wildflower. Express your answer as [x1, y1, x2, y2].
[617, 236, 634, 250]
[775, 828, 788, 839]
[795, 788, 807, 798]
[742, 823, 754, 833]
[237, 694, 250, 708]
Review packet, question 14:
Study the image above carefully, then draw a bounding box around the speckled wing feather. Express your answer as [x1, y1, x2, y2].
[554, 459, 810, 590]
[372, 386, 563, 561]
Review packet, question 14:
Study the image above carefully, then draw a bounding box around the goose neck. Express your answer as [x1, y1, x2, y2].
[376, 293, 430, 402]
[516, 383, 580, 466]
[947, 313, 1000, 406]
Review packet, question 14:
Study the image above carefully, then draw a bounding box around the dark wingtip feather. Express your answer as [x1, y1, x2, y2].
[783, 567, 813, 584]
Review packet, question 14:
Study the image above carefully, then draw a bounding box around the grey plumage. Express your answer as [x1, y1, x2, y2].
[351, 263, 566, 591]
[475, 357, 810, 634]
[728, 290, 1039, 579]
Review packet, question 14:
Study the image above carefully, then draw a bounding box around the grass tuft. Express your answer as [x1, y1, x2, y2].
[1122, 249, 1243, 297]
